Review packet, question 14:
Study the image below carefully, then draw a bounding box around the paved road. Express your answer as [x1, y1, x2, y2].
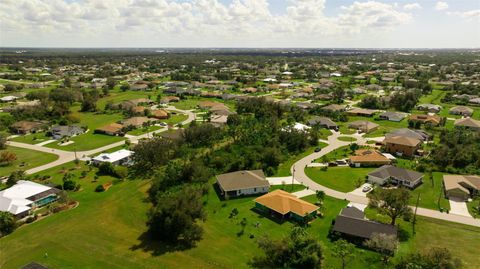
[6, 107, 196, 175]
[292, 131, 480, 227]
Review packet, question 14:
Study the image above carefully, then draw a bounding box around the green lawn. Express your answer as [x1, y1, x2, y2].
[163, 113, 188, 126]
[269, 184, 305, 193]
[10, 132, 51, 145]
[0, 146, 58, 176]
[318, 128, 332, 140]
[126, 125, 161, 136]
[408, 172, 450, 211]
[1, 160, 479, 268]
[365, 207, 480, 268]
[315, 145, 351, 162]
[337, 136, 356, 142]
[170, 97, 236, 111]
[273, 142, 328, 177]
[97, 90, 155, 109]
[305, 166, 373, 192]
[467, 199, 480, 219]
[45, 111, 125, 151]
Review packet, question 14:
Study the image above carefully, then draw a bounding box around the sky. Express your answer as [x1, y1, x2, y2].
[0, 0, 479, 48]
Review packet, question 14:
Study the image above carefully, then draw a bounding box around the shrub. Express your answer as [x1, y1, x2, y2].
[95, 184, 105, 192]
[114, 166, 128, 179]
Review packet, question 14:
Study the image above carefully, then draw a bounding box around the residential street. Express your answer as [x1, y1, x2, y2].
[6, 107, 196, 175]
[291, 131, 480, 228]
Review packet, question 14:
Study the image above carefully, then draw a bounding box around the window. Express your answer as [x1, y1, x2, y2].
[254, 188, 257, 191]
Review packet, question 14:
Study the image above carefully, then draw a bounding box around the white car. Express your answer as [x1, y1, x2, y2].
[362, 186, 372, 193]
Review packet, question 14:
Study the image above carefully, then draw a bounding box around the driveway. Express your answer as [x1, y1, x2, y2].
[449, 198, 472, 217]
[266, 176, 300, 186]
[348, 183, 373, 197]
[292, 189, 315, 198]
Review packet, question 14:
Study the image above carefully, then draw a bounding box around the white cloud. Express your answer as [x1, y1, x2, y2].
[448, 9, 480, 21]
[338, 1, 412, 33]
[435, 1, 449, 11]
[0, 0, 453, 47]
[403, 3, 421, 11]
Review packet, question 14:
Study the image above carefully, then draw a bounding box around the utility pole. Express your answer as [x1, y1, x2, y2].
[412, 193, 420, 235]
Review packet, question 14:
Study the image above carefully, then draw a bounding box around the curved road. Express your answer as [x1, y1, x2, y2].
[292, 131, 480, 228]
[6, 107, 196, 175]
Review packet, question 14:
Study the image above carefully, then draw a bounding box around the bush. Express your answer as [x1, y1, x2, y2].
[95, 184, 105, 192]
[114, 166, 128, 179]
[63, 179, 77, 191]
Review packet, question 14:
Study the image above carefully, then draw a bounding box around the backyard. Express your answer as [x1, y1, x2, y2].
[273, 142, 328, 177]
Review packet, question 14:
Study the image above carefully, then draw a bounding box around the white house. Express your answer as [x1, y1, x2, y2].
[367, 165, 423, 189]
[92, 149, 134, 166]
[216, 170, 270, 198]
[0, 180, 60, 219]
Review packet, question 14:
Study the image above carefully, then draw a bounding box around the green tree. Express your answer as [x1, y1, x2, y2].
[250, 227, 323, 269]
[0, 212, 16, 237]
[369, 188, 411, 225]
[396, 247, 462, 269]
[332, 239, 355, 269]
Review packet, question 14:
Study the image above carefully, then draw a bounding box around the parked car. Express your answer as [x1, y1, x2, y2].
[328, 162, 338, 167]
[159, 122, 167, 127]
[314, 147, 322, 152]
[362, 186, 372, 193]
[336, 160, 347, 165]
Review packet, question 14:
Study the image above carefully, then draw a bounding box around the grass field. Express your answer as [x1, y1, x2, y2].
[337, 136, 356, 142]
[10, 132, 51, 145]
[96, 90, 155, 109]
[269, 184, 305, 193]
[408, 172, 451, 211]
[126, 125, 162, 136]
[305, 166, 373, 192]
[0, 146, 58, 176]
[273, 142, 328, 177]
[164, 113, 188, 126]
[1, 161, 479, 268]
[171, 97, 236, 111]
[315, 145, 351, 162]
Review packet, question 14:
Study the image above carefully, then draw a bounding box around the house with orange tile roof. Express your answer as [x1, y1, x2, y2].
[348, 149, 392, 167]
[254, 190, 319, 222]
[383, 135, 422, 157]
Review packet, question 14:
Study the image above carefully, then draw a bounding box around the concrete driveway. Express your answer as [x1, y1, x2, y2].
[348, 183, 373, 197]
[449, 198, 472, 217]
[266, 176, 300, 186]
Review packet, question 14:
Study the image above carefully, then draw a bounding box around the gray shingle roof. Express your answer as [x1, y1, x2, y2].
[368, 165, 423, 182]
[216, 170, 269, 191]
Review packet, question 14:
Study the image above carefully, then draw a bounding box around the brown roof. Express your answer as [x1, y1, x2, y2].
[96, 123, 123, 133]
[11, 121, 45, 132]
[198, 101, 225, 109]
[151, 109, 169, 119]
[131, 106, 145, 113]
[454, 118, 480, 128]
[383, 136, 421, 147]
[349, 149, 391, 164]
[409, 114, 441, 125]
[348, 120, 379, 132]
[216, 170, 269, 191]
[122, 117, 154, 127]
[347, 108, 378, 116]
[254, 190, 319, 216]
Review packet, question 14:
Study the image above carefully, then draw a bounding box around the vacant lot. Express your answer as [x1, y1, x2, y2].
[0, 146, 58, 176]
[305, 166, 373, 192]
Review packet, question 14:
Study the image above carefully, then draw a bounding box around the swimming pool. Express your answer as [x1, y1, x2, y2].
[35, 195, 58, 207]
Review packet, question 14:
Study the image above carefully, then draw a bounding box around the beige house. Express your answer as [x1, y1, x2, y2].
[454, 118, 480, 131]
[384, 136, 422, 157]
[348, 120, 379, 133]
[216, 170, 270, 198]
[443, 175, 480, 201]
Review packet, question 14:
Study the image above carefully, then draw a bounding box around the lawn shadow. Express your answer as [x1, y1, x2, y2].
[130, 231, 195, 257]
[249, 207, 287, 225]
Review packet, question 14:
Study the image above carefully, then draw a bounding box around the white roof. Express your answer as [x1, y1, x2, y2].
[282, 71, 293, 75]
[0, 180, 52, 215]
[293, 122, 311, 131]
[262, 78, 277, 82]
[92, 149, 133, 163]
[0, 96, 18, 101]
[382, 153, 397, 160]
